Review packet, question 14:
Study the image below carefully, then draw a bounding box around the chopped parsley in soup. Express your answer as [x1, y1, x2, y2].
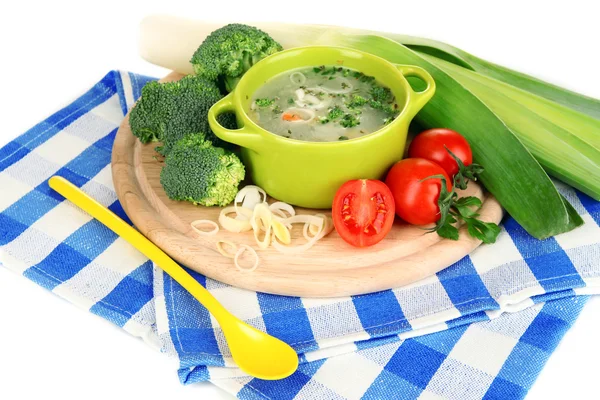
[249, 66, 399, 142]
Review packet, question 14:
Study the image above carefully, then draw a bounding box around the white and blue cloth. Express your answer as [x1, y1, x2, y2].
[1, 71, 599, 400]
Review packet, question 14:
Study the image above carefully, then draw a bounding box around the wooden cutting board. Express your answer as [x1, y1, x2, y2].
[111, 72, 503, 297]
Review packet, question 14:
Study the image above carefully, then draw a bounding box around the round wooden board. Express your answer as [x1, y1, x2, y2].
[111, 72, 503, 298]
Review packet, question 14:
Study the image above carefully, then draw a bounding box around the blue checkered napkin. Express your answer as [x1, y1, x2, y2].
[208, 296, 588, 400]
[1, 71, 599, 400]
[157, 181, 600, 386]
[0, 71, 158, 343]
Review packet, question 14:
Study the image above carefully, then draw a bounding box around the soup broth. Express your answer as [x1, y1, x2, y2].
[249, 66, 399, 142]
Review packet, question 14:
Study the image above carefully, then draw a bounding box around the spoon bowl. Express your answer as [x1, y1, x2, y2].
[221, 317, 299, 379]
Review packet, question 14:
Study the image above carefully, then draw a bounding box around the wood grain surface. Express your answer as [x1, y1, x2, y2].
[111, 72, 503, 297]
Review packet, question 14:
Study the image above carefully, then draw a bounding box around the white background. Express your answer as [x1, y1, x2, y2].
[1, 1, 599, 399]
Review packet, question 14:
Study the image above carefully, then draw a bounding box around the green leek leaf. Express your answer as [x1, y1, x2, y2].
[260, 23, 600, 120]
[427, 55, 600, 201]
[308, 32, 583, 238]
[383, 33, 600, 121]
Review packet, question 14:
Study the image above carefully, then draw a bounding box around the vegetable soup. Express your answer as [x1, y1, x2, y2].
[249, 66, 399, 142]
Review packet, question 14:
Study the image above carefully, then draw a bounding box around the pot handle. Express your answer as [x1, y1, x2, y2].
[208, 93, 264, 152]
[395, 65, 436, 117]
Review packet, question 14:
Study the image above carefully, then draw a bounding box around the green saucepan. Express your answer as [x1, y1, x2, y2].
[208, 46, 436, 209]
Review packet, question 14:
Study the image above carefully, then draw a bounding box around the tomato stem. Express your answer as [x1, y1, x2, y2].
[422, 174, 500, 244]
[444, 146, 485, 190]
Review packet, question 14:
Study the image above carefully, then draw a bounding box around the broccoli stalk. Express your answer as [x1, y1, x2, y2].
[160, 133, 245, 207]
[190, 24, 283, 93]
[129, 75, 235, 154]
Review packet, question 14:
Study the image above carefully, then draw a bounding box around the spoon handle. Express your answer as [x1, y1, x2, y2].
[48, 176, 229, 315]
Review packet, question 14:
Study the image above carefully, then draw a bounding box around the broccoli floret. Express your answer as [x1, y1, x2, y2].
[254, 98, 274, 107]
[368, 100, 395, 115]
[383, 116, 395, 125]
[160, 133, 245, 207]
[129, 75, 235, 154]
[190, 24, 283, 93]
[327, 106, 345, 121]
[340, 113, 361, 128]
[347, 94, 368, 108]
[319, 106, 345, 124]
[370, 86, 393, 103]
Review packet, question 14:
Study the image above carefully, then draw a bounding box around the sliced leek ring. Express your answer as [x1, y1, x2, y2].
[216, 240, 238, 258]
[219, 206, 253, 233]
[190, 220, 219, 236]
[234, 245, 259, 272]
[205, 186, 335, 271]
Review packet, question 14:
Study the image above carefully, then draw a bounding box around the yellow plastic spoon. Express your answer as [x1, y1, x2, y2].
[48, 176, 299, 380]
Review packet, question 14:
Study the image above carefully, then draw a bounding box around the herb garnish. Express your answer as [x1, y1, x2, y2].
[422, 172, 500, 244]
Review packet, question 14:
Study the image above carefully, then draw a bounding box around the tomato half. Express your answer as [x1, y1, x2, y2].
[385, 158, 452, 225]
[332, 179, 395, 247]
[408, 128, 473, 177]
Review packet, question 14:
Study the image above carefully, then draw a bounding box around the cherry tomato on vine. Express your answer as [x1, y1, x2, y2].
[332, 179, 395, 247]
[385, 158, 452, 225]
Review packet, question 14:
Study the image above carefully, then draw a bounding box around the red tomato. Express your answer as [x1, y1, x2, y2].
[385, 158, 452, 225]
[408, 128, 473, 177]
[332, 179, 396, 247]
